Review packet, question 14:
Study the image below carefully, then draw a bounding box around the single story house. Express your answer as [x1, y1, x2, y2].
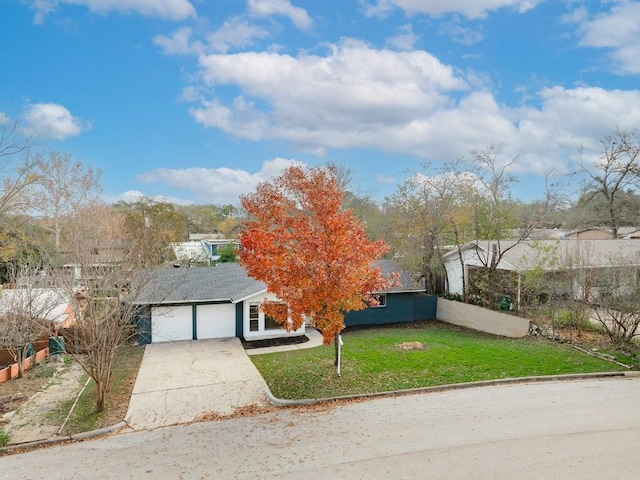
[134, 260, 435, 344]
[443, 239, 640, 308]
[343, 260, 435, 326]
[134, 263, 303, 344]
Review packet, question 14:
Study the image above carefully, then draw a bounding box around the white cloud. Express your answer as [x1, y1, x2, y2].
[154, 27, 196, 56]
[103, 190, 195, 206]
[511, 86, 640, 170]
[21, 103, 91, 140]
[248, 0, 313, 29]
[438, 17, 484, 45]
[575, 1, 640, 74]
[385, 24, 419, 51]
[375, 174, 396, 184]
[206, 16, 270, 53]
[360, 0, 543, 19]
[31, 0, 196, 23]
[154, 18, 274, 57]
[190, 39, 468, 148]
[136, 158, 304, 204]
[184, 38, 640, 179]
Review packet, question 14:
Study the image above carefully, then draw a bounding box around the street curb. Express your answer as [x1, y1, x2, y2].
[265, 371, 640, 406]
[3, 371, 638, 454]
[0, 420, 128, 455]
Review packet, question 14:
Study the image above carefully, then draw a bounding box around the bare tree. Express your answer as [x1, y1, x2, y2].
[579, 128, 640, 237]
[466, 145, 563, 306]
[582, 253, 640, 346]
[0, 266, 63, 377]
[0, 120, 40, 217]
[59, 203, 167, 411]
[385, 163, 479, 293]
[30, 152, 102, 249]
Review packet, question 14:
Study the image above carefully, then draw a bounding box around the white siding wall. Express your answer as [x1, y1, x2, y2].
[151, 306, 193, 343]
[242, 292, 305, 340]
[197, 304, 236, 339]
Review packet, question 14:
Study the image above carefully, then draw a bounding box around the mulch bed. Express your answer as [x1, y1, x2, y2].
[241, 335, 310, 350]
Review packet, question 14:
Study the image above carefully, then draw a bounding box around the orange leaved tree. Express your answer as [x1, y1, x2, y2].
[240, 165, 393, 369]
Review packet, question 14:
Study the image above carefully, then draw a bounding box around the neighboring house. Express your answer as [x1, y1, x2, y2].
[344, 260, 436, 327]
[617, 227, 640, 239]
[134, 263, 305, 344]
[0, 288, 75, 329]
[564, 226, 640, 240]
[526, 228, 567, 240]
[0, 287, 75, 365]
[443, 239, 640, 308]
[565, 227, 615, 240]
[62, 240, 131, 287]
[172, 236, 239, 265]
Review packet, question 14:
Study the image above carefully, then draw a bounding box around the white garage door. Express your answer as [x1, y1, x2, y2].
[151, 306, 193, 343]
[197, 304, 236, 339]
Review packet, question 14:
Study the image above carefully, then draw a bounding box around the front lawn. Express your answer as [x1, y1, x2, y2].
[45, 345, 144, 435]
[250, 322, 630, 400]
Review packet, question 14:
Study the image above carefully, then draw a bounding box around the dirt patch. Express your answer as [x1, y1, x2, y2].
[396, 341, 425, 351]
[1, 359, 85, 445]
[0, 362, 62, 416]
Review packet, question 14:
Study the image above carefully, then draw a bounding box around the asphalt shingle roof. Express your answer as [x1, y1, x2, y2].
[135, 263, 266, 305]
[444, 239, 640, 271]
[135, 259, 422, 305]
[375, 259, 423, 292]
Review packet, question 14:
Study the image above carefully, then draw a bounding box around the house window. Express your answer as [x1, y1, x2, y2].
[264, 314, 280, 330]
[265, 302, 287, 330]
[371, 294, 386, 308]
[249, 303, 259, 332]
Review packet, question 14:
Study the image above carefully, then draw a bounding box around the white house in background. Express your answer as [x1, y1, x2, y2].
[442, 239, 640, 308]
[172, 235, 239, 265]
[133, 263, 304, 344]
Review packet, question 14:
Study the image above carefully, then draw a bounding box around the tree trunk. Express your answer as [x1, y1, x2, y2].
[17, 350, 25, 379]
[334, 334, 339, 367]
[95, 379, 106, 412]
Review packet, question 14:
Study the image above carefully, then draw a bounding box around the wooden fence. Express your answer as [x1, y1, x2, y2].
[0, 348, 50, 384]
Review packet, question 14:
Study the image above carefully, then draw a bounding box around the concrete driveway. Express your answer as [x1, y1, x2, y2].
[125, 338, 269, 431]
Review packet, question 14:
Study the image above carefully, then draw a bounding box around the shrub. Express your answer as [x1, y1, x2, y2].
[555, 307, 601, 333]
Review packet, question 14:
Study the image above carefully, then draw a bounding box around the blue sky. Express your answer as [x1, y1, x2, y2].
[2, 0, 640, 206]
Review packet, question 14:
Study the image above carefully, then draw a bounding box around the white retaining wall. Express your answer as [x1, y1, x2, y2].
[436, 298, 530, 338]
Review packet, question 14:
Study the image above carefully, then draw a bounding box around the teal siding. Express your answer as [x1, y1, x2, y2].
[192, 305, 198, 340]
[235, 302, 244, 337]
[414, 294, 437, 320]
[135, 306, 152, 345]
[344, 293, 437, 327]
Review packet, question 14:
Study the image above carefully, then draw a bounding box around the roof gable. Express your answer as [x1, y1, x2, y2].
[135, 263, 266, 305]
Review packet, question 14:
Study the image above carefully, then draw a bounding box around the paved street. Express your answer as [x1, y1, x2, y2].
[1, 377, 639, 479]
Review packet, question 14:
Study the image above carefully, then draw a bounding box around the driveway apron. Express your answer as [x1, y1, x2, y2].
[126, 338, 269, 431]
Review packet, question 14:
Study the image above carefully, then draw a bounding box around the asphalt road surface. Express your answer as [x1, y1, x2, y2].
[1, 378, 639, 479]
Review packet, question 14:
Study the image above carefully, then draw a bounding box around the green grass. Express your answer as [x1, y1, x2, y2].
[45, 345, 144, 435]
[0, 429, 9, 447]
[251, 322, 630, 400]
